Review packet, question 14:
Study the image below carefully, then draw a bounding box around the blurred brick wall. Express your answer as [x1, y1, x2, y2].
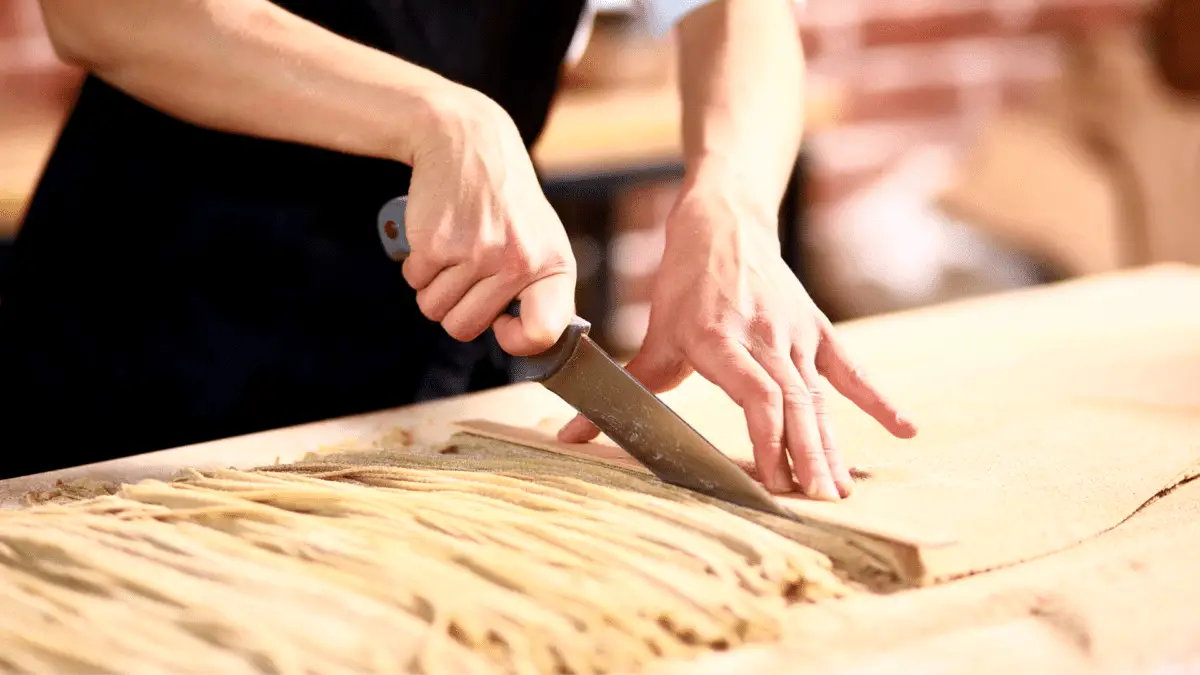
[799, 0, 1152, 211]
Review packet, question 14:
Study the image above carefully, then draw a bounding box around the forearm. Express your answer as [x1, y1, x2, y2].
[675, 0, 805, 220]
[39, 0, 492, 166]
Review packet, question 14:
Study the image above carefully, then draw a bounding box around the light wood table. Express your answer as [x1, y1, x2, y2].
[533, 80, 844, 178]
[3, 261, 1191, 499]
[1, 264, 1199, 674]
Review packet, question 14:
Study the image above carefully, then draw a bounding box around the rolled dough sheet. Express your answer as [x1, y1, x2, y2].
[457, 265, 1200, 586]
[648, 474, 1200, 675]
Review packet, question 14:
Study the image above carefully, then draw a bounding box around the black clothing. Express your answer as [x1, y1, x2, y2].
[0, 0, 587, 478]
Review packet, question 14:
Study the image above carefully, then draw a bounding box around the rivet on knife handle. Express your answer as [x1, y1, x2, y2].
[378, 195, 413, 261]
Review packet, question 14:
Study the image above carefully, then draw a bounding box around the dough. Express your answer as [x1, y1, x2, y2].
[1, 437, 853, 674]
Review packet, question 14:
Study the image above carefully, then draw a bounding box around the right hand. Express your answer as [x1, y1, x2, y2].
[402, 88, 577, 357]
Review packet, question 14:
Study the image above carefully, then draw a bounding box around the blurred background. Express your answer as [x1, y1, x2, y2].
[2, 0, 1195, 360]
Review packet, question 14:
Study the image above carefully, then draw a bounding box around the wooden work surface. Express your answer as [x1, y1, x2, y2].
[0, 81, 843, 237]
[3, 264, 1199, 674]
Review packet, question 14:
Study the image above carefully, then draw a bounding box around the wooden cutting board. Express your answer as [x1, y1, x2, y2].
[456, 264, 1200, 588]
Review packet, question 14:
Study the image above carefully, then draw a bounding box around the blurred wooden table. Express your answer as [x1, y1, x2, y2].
[533, 79, 843, 179]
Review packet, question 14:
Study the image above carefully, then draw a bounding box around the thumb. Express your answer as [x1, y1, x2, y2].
[492, 272, 575, 357]
[557, 336, 691, 444]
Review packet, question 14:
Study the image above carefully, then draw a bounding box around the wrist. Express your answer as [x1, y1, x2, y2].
[675, 156, 782, 235]
[405, 82, 519, 167]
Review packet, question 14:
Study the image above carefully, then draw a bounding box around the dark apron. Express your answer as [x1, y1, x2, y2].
[0, 0, 587, 478]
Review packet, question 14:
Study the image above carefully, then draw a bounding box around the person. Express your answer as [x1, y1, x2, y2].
[0, 0, 916, 496]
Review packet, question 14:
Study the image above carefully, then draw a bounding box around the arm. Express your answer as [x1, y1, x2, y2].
[40, 0, 488, 166]
[673, 0, 915, 495]
[40, 0, 577, 354]
[674, 0, 805, 223]
[560, 0, 916, 500]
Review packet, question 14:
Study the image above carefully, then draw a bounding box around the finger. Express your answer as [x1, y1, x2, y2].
[491, 272, 575, 356]
[438, 272, 517, 344]
[816, 332, 918, 439]
[753, 345, 839, 501]
[557, 340, 692, 444]
[796, 354, 854, 498]
[401, 253, 445, 291]
[624, 338, 693, 394]
[556, 414, 598, 444]
[688, 338, 793, 494]
[414, 263, 479, 323]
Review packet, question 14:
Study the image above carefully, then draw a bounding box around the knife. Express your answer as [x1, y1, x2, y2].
[377, 195, 797, 521]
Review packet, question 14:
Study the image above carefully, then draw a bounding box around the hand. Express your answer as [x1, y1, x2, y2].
[402, 88, 576, 356]
[557, 187, 917, 500]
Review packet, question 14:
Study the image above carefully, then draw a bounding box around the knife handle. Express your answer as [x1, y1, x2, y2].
[377, 195, 412, 261]
[379, 194, 592, 383]
[378, 195, 520, 318]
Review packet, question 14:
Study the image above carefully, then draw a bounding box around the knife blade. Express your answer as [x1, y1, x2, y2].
[377, 195, 797, 520]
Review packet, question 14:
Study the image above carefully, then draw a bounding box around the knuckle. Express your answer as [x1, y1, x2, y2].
[849, 365, 869, 383]
[467, 239, 501, 273]
[748, 315, 780, 346]
[796, 445, 827, 463]
[525, 331, 557, 352]
[746, 333, 777, 357]
[442, 320, 477, 343]
[429, 232, 462, 265]
[543, 252, 576, 280]
[748, 377, 781, 408]
[415, 295, 442, 321]
[499, 244, 536, 282]
[836, 358, 872, 389]
[782, 384, 814, 411]
[400, 263, 421, 288]
[808, 387, 829, 414]
[689, 324, 729, 350]
[517, 322, 555, 348]
[759, 437, 785, 456]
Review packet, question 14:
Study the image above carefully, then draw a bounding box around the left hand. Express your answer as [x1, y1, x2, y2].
[557, 187, 917, 501]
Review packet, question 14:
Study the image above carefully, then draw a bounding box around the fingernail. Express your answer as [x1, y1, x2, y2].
[808, 478, 841, 501]
[832, 464, 855, 498]
[836, 479, 853, 499]
[895, 413, 918, 437]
